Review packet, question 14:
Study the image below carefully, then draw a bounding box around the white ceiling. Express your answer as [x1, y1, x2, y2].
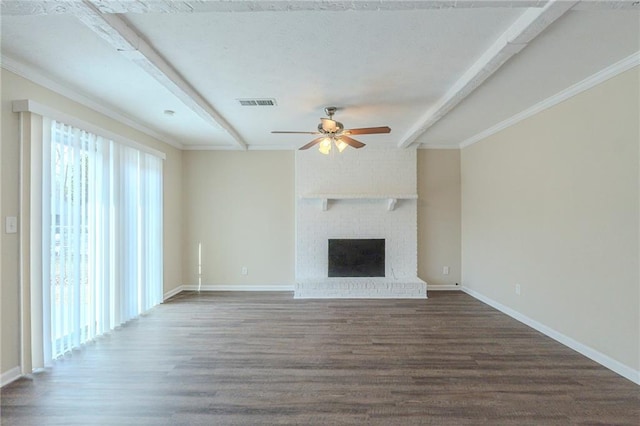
[2, 1, 639, 151]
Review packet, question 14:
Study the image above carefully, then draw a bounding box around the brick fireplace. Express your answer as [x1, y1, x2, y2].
[295, 148, 427, 298]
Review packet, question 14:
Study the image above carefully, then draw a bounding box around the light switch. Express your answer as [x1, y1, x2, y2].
[443, 266, 450, 275]
[5, 216, 17, 234]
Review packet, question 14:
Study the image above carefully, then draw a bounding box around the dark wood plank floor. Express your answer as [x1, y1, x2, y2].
[2, 291, 638, 425]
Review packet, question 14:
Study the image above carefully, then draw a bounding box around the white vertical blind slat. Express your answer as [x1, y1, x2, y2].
[41, 118, 53, 367]
[45, 120, 163, 361]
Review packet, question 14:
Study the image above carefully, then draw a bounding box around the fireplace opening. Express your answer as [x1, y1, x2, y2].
[328, 239, 385, 277]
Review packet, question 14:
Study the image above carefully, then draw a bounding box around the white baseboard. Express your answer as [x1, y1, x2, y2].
[427, 284, 462, 291]
[462, 286, 640, 385]
[1, 366, 22, 387]
[163, 285, 185, 301]
[164, 284, 295, 300]
[182, 284, 295, 292]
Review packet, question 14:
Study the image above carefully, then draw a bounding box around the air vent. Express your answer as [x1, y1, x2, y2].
[237, 98, 277, 106]
[256, 99, 275, 106]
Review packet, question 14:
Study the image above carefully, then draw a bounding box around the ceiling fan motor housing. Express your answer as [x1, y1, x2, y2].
[318, 121, 344, 134]
[272, 105, 389, 150]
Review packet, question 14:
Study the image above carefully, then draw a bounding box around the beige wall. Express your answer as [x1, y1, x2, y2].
[417, 149, 461, 287]
[183, 149, 460, 290]
[182, 150, 295, 287]
[6, 60, 635, 384]
[1, 69, 183, 375]
[461, 67, 639, 371]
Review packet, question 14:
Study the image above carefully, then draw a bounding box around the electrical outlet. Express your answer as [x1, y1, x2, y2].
[442, 266, 450, 275]
[241, 266, 248, 275]
[515, 283, 521, 295]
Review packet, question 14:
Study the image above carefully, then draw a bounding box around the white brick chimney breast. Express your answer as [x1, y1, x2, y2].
[295, 147, 427, 298]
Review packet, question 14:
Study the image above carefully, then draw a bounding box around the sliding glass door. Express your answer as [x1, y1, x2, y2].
[44, 119, 163, 364]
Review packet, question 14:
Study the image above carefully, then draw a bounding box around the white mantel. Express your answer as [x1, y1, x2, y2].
[300, 193, 417, 211]
[295, 148, 427, 298]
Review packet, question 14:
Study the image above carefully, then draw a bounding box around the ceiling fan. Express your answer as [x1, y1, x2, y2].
[271, 107, 391, 154]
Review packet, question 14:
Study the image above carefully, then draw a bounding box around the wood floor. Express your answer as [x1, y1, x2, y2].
[1, 291, 638, 425]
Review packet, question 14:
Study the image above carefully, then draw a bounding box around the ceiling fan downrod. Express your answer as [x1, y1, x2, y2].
[324, 106, 337, 119]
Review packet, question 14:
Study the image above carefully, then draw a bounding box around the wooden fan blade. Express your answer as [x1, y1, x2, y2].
[299, 137, 326, 150]
[272, 131, 320, 134]
[343, 126, 391, 135]
[339, 135, 366, 149]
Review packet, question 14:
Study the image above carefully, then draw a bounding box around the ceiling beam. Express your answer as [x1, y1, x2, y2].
[0, 1, 548, 15]
[77, 1, 548, 13]
[4, 1, 637, 15]
[71, 0, 247, 150]
[398, 0, 578, 148]
[1, 54, 184, 149]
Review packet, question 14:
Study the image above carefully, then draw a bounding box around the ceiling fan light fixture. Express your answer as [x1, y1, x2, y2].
[272, 106, 391, 153]
[319, 138, 332, 155]
[335, 139, 348, 152]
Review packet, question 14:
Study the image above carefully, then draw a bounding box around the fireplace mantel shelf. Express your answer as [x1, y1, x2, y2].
[300, 194, 417, 211]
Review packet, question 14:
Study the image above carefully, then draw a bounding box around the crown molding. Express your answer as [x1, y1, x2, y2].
[0, 1, 543, 16]
[247, 145, 297, 151]
[460, 51, 640, 149]
[13, 99, 167, 160]
[1, 55, 184, 150]
[72, 1, 246, 150]
[182, 144, 420, 151]
[418, 144, 461, 150]
[398, 0, 577, 148]
[181, 145, 247, 151]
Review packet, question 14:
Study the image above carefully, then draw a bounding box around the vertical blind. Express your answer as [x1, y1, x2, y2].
[43, 119, 163, 364]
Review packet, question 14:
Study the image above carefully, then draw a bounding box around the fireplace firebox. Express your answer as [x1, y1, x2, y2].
[328, 239, 385, 277]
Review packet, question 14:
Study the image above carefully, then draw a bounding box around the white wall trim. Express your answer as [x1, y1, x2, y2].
[247, 145, 296, 151]
[1, 366, 22, 387]
[399, 0, 576, 148]
[460, 51, 640, 148]
[183, 284, 295, 292]
[427, 284, 462, 291]
[462, 286, 640, 385]
[417, 144, 461, 150]
[164, 284, 295, 301]
[71, 3, 247, 150]
[181, 144, 296, 151]
[1, 55, 183, 150]
[13, 99, 167, 160]
[163, 285, 185, 301]
[183, 145, 243, 151]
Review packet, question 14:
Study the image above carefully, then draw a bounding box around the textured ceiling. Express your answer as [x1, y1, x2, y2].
[1, 1, 639, 150]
